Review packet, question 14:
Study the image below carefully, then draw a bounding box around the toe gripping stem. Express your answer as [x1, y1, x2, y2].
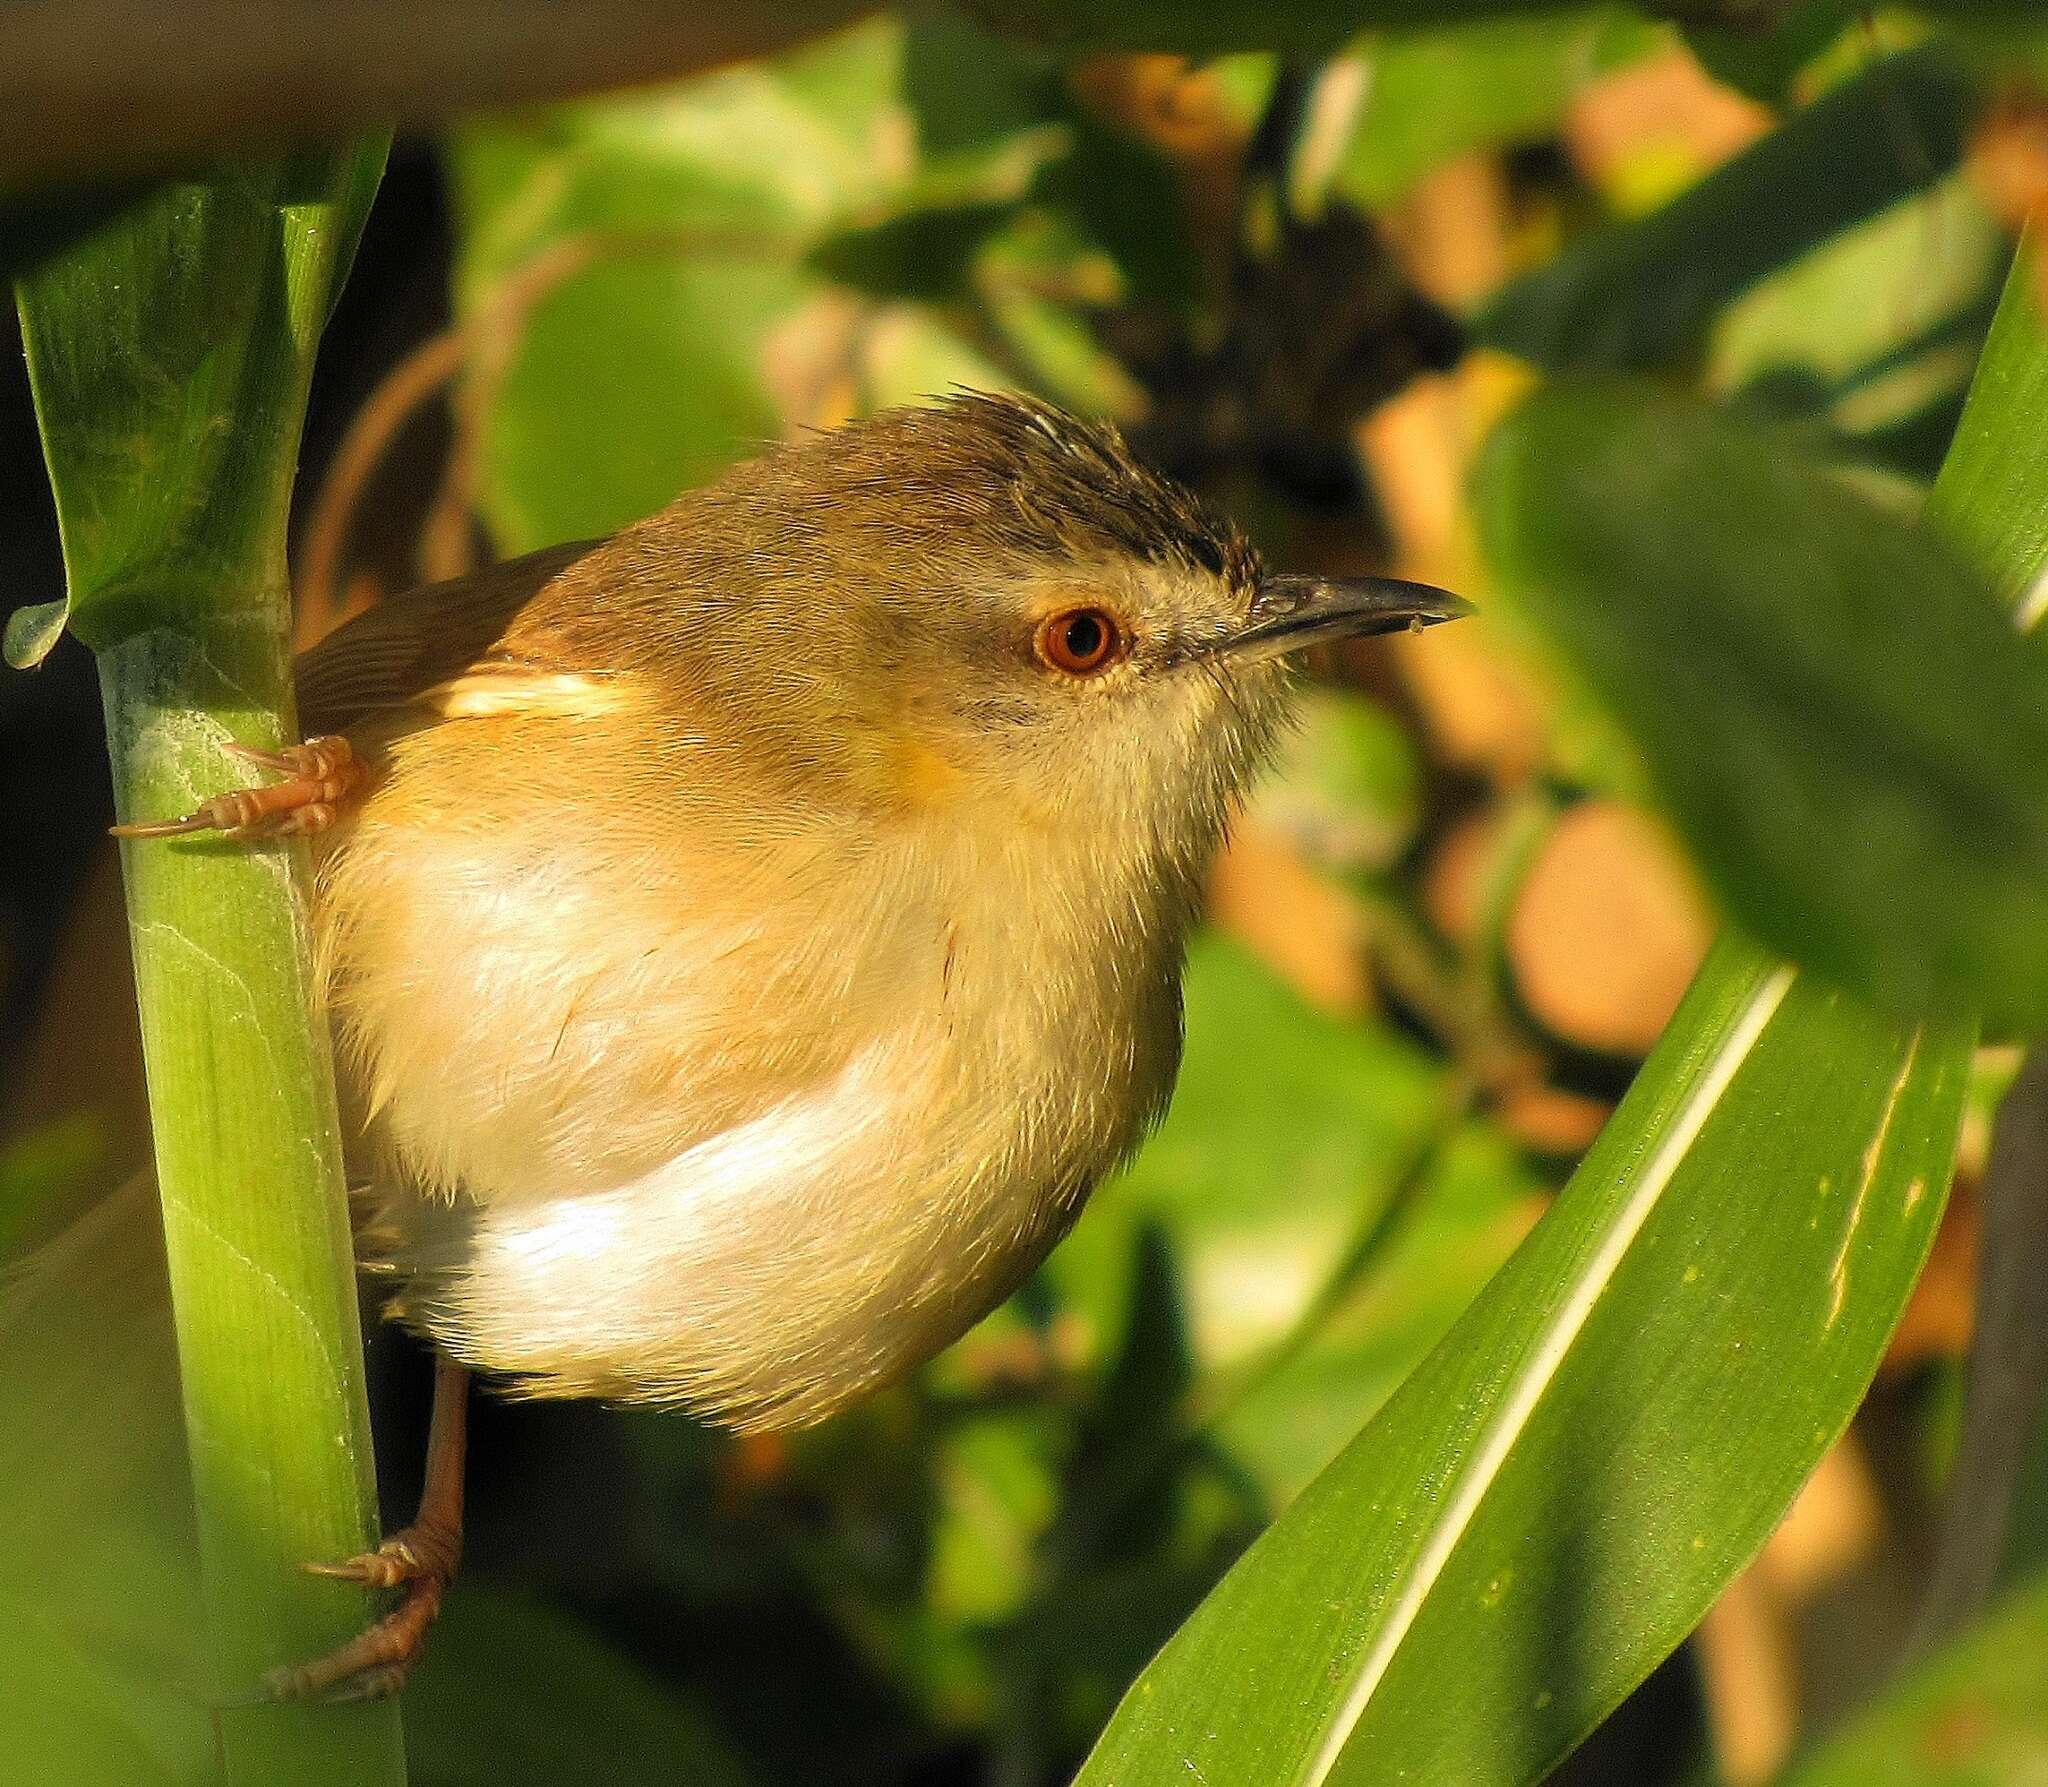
[111, 735, 365, 842]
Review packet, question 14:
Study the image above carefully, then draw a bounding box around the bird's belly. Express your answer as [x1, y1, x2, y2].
[330, 804, 1186, 1430]
[386, 1011, 1122, 1429]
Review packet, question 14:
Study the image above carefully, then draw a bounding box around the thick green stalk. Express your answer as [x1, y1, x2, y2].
[16, 149, 403, 1783]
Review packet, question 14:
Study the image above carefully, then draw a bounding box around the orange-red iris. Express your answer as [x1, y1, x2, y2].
[1035, 606, 1124, 676]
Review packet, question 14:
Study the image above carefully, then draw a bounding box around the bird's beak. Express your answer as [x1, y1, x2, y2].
[1218, 574, 1473, 664]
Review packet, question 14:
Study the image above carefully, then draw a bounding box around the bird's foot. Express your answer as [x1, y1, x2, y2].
[261, 1515, 461, 1702]
[262, 1355, 469, 1703]
[111, 734, 365, 841]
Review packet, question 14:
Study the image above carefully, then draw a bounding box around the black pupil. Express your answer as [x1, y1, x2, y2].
[1065, 613, 1105, 660]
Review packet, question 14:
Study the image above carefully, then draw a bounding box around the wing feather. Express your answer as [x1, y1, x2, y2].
[294, 540, 603, 739]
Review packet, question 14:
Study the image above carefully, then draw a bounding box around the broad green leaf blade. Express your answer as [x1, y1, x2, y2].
[1077, 939, 1968, 1785]
[1475, 45, 1978, 371]
[1781, 1573, 2048, 1786]
[1704, 178, 2006, 477]
[23, 149, 388, 635]
[1078, 237, 2048, 1787]
[1473, 377, 2048, 1030]
[1917, 241, 2048, 1633]
[1707, 181, 2004, 402]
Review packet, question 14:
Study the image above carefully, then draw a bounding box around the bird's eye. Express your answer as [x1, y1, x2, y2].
[1035, 606, 1125, 677]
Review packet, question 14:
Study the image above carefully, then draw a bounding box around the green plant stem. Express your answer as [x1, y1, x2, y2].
[102, 638, 404, 1781]
[17, 150, 402, 1783]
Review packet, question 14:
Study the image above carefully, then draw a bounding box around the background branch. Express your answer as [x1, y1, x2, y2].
[1912, 1047, 2048, 1651]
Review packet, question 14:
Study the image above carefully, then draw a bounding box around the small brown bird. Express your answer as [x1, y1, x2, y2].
[120, 391, 1467, 1696]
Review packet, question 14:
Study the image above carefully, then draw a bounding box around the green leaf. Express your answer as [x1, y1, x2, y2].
[23, 150, 387, 637]
[1683, 0, 1863, 104]
[1923, 242, 2048, 1622]
[475, 255, 807, 546]
[1474, 375, 2048, 1029]
[1334, 12, 1656, 210]
[1077, 938, 1969, 1785]
[1076, 230, 2048, 1787]
[903, 13, 1058, 158]
[809, 199, 1019, 301]
[448, 20, 910, 550]
[448, 12, 1216, 552]
[1706, 178, 2006, 456]
[1931, 237, 2048, 614]
[0, 1180, 206, 1787]
[1782, 1572, 2048, 1786]
[1207, 1124, 1538, 1500]
[1476, 44, 1980, 369]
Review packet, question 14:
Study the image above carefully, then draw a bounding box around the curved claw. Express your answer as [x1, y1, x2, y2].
[108, 809, 228, 840]
[219, 742, 299, 775]
[267, 1523, 457, 1700]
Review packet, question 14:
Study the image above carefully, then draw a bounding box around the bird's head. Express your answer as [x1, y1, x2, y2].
[600, 392, 1467, 881]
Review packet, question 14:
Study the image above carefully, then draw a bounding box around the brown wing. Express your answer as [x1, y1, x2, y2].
[294, 540, 603, 739]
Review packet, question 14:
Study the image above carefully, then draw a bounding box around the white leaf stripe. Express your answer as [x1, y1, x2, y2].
[1299, 963, 1798, 1785]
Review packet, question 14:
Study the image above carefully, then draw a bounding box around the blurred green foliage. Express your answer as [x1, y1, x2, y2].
[1475, 44, 1981, 373]
[1783, 1572, 2048, 1787]
[1477, 378, 2048, 1028]
[448, 19, 1077, 548]
[1330, 12, 1658, 208]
